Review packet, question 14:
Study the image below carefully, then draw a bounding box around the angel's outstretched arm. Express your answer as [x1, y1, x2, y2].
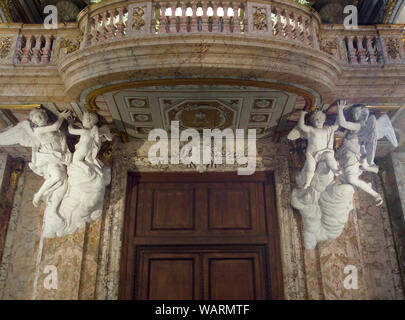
[297, 111, 312, 134]
[337, 100, 361, 131]
[68, 124, 86, 136]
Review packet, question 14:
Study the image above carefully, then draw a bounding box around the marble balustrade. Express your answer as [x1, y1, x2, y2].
[0, 0, 403, 68]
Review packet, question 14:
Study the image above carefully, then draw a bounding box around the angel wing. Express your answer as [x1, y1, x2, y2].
[0, 120, 40, 148]
[357, 115, 377, 166]
[376, 114, 399, 148]
[287, 126, 308, 141]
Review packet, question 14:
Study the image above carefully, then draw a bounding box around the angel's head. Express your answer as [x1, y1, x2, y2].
[310, 111, 326, 129]
[82, 112, 98, 129]
[29, 109, 48, 127]
[350, 104, 369, 124]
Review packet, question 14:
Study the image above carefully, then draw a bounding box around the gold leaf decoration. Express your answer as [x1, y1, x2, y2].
[0, 36, 12, 59]
[386, 38, 400, 60]
[253, 7, 267, 31]
[60, 33, 83, 54]
[133, 7, 146, 31]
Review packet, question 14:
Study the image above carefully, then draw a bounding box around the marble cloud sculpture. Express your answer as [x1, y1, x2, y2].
[288, 100, 398, 250]
[0, 108, 112, 238]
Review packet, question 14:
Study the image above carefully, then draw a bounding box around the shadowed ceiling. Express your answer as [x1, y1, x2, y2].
[1, 0, 404, 24]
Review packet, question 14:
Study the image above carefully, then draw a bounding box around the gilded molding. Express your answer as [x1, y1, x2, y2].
[0, 0, 12, 22]
[0, 104, 41, 110]
[383, 0, 401, 24]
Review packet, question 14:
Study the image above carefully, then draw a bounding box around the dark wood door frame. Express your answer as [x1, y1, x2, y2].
[119, 171, 284, 300]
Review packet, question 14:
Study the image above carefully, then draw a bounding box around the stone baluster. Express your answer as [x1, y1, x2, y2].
[30, 35, 41, 64]
[116, 7, 125, 37]
[274, 8, 283, 38]
[368, 37, 378, 64]
[285, 10, 293, 40]
[107, 9, 116, 39]
[302, 16, 312, 46]
[169, 3, 177, 33]
[201, 1, 208, 32]
[21, 35, 32, 64]
[14, 35, 22, 63]
[347, 36, 359, 64]
[91, 15, 100, 44]
[40, 35, 52, 64]
[223, 2, 230, 33]
[211, 3, 218, 33]
[233, 3, 240, 33]
[357, 36, 368, 64]
[179, 2, 188, 33]
[189, 2, 196, 33]
[159, 2, 168, 34]
[151, 2, 157, 33]
[293, 12, 299, 40]
[98, 12, 108, 43]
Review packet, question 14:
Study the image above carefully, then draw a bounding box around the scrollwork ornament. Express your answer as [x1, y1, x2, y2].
[0, 36, 12, 59]
[133, 7, 146, 31]
[386, 38, 400, 60]
[253, 7, 267, 31]
[320, 40, 338, 56]
[60, 33, 83, 54]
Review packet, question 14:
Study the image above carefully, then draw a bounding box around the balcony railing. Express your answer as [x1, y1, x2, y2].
[321, 25, 405, 65]
[79, 0, 319, 48]
[0, 0, 404, 67]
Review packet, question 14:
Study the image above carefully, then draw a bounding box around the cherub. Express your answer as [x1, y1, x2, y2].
[0, 108, 72, 207]
[68, 111, 112, 176]
[336, 100, 398, 206]
[288, 110, 340, 189]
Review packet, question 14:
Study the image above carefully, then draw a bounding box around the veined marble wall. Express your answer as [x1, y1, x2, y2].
[379, 149, 405, 293]
[0, 142, 404, 300]
[302, 172, 404, 300]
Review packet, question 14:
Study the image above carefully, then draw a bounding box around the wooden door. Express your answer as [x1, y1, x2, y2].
[119, 172, 283, 300]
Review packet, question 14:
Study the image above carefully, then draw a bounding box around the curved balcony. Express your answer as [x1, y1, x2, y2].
[1, 0, 405, 105]
[60, 0, 335, 99]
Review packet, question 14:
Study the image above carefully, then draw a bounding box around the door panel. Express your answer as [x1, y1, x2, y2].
[204, 252, 266, 300]
[135, 246, 267, 300]
[137, 253, 200, 300]
[120, 172, 283, 300]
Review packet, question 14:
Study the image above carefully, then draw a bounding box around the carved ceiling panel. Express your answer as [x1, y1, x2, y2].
[100, 85, 300, 139]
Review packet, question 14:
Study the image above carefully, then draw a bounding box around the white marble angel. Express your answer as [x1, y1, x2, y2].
[68, 111, 113, 176]
[0, 108, 72, 207]
[336, 100, 399, 206]
[288, 110, 341, 189]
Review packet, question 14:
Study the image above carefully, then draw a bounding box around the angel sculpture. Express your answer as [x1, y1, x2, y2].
[0, 108, 72, 207]
[68, 111, 113, 176]
[336, 100, 399, 206]
[288, 110, 341, 189]
[289, 101, 398, 250]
